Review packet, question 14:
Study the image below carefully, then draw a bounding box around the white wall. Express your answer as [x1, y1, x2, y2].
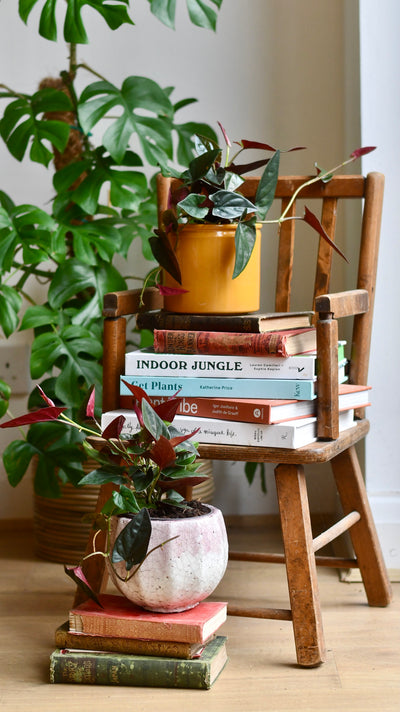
[0, 1, 356, 519]
[359, 0, 400, 571]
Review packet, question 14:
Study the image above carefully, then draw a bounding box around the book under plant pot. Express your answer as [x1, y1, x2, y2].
[107, 503, 228, 613]
[162, 223, 262, 314]
[33, 459, 215, 564]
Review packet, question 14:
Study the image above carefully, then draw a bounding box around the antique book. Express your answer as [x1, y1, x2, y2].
[49, 636, 228, 689]
[69, 595, 227, 644]
[136, 309, 313, 333]
[120, 374, 316, 400]
[153, 327, 316, 357]
[102, 408, 355, 449]
[55, 622, 211, 659]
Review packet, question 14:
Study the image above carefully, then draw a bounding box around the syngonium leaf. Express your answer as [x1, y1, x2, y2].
[0, 89, 72, 166]
[255, 149, 280, 220]
[64, 565, 103, 607]
[233, 220, 257, 279]
[111, 508, 152, 570]
[78, 77, 174, 165]
[3, 421, 85, 496]
[18, 0, 133, 43]
[141, 398, 170, 441]
[210, 190, 256, 220]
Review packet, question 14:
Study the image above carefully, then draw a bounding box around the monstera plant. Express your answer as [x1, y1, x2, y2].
[0, 0, 222, 497]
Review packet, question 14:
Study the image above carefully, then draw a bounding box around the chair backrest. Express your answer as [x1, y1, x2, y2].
[156, 172, 384, 390]
[102, 172, 384, 436]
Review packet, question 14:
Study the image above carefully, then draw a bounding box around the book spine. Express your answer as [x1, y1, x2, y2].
[55, 625, 203, 659]
[125, 351, 316, 380]
[120, 375, 316, 400]
[49, 650, 213, 688]
[69, 608, 216, 643]
[145, 396, 316, 425]
[137, 311, 262, 333]
[153, 329, 309, 357]
[102, 411, 316, 449]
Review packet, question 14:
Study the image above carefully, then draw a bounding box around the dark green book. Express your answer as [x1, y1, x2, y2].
[49, 635, 227, 689]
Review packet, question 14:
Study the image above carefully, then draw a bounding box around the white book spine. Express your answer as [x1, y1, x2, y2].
[101, 409, 355, 450]
[125, 350, 317, 380]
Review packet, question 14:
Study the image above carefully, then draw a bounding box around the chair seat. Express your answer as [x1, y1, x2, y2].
[197, 418, 369, 465]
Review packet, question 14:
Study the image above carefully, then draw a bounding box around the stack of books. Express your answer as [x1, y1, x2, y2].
[105, 310, 371, 450]
[50, 594, 228, 688]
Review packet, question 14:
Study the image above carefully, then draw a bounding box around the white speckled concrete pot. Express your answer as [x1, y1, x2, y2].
[107, 505, 228, 613]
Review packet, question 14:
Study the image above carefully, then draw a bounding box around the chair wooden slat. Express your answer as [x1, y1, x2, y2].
[274, 198, 296, 312]
[313, 197, 338, 304]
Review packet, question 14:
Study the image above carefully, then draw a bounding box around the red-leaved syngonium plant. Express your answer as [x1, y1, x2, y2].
[148, 123, 376, 288]
[0, 383, 206, 604]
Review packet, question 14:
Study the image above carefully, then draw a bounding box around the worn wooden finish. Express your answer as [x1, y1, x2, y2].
[275, 464, 326, 666]
[228, 605, 292, 621]
[103, 286, 163, 318]
[331, 447, 393, 606]
[102, 316, 126, 413]
[316, 316, 339, 439]
[79, 172, 391, 667]
[314, 197, 337, 301]
[316, 288, 369, 318]
[312, 511, 361, 552]
[275, 198, 296, 311]
[229, 551, 359, 568]
[350, 173, 384, 390]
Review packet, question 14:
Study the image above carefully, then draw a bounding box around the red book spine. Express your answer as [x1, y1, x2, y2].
[153, 328, 311, 357]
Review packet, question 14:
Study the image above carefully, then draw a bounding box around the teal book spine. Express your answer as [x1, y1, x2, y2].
[120, 375, 316, 400]
[49, 636, 227, 689]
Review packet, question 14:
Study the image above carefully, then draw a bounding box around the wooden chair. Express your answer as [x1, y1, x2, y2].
[78, 172, 392, 667]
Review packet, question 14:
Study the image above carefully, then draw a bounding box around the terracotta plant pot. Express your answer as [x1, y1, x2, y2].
[107, 504, 228, 613]
[162, 223, 261, 314]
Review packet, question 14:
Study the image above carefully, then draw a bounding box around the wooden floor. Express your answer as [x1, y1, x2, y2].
[1, 522, 399, 712]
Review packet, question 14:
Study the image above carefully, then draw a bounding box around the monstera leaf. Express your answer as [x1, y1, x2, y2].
[30, 325, 103, 404]
[3, 421, 85, 497]
[78, 77, 174, 165]
[18, 0, 133, 43]
[149, 0, 223, 31]
[0, 285, 22, 338]
[0, 88, 72, 166]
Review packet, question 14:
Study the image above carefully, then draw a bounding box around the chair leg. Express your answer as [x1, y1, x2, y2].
[275, 463, 326, 667]
[331, 446, 392, 607]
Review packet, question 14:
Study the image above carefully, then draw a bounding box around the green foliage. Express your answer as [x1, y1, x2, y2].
[0, 1, 222, 498]
[18, 0, 134, 43]
[0, 88, 72, 165]
[4, 421, 86, 497]
[149, 0, 223, 31]
[0, 379, 11, 418]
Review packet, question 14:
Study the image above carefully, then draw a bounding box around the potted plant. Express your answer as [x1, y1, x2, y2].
[0, 2, 221, 510]
[0, 382, 229, 612]
[148, 123, 373, 314]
